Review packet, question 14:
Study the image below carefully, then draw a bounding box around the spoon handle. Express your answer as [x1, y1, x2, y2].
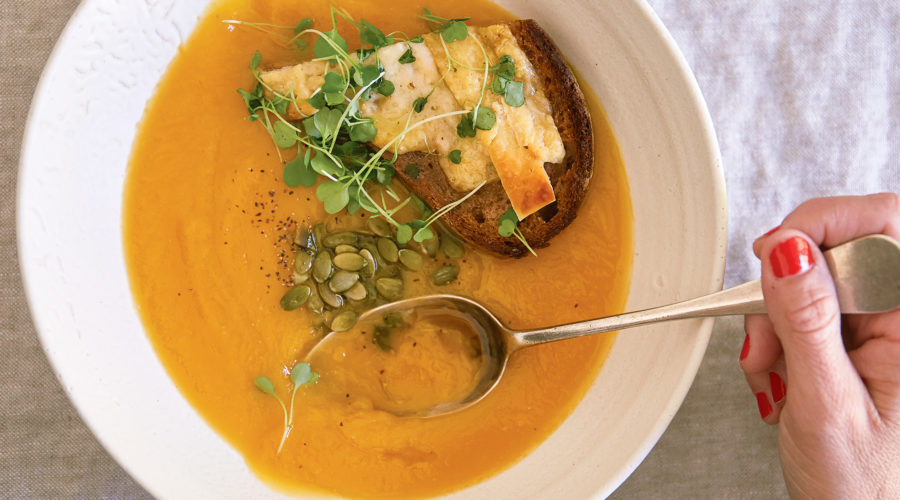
[512, 234, 900, 347]
[512, 279, 765, 346]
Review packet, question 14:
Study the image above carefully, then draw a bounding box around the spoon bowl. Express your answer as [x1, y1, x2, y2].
[312, 234, 900, 418]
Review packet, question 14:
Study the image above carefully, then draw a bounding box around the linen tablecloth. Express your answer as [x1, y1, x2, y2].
[2, 0, 898, 497]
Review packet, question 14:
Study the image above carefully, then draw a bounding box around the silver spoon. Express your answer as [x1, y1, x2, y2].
[311, 234, 900, 417]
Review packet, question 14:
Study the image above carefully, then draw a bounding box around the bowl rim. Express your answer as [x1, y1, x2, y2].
[597, 0, 726, 495]
[16, 0, 726, 497]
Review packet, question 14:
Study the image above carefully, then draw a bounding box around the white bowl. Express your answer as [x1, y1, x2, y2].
[18, 0, 725, 498]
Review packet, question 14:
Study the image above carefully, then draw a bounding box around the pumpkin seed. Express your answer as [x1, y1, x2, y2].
[375, 277, 404, 300]
[334, 244, 358, 254]
[344, 281, 368, 301]
[384, 311, 405, 328]
[440, 233, 464, 259]
[359, 249, 377, 278]
[307, 287, 325, 314]
[329, 271, 359, 293]
[421, 233, 440, 257]
[294, 250, 314, 273]
[406, 239, 426, 255]
[361, 242, 385, 267]
[280, 285, 311, 310]
[331, 310, 359, 332]
[323, 231, 358, 248]
[333, 252, 366, 271]
[288, 222, 471, 331]
[313, 223, 327, 249]
[377, 264, 402, 279]
[377, 237, 399, 263]
[318, 282, 343, 308]
[321, 310, 334, 328]
[367, 218, 392, 237]
[431, 265, 460, 286]
[362, 282, 379, 306]
[398, 249, 423, 271]
[373, 325, 392, 350]
[312, 252, 333, 283]
[294, 226, 313, 249]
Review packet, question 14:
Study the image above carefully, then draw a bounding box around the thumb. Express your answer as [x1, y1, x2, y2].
[759, 231, 861, 415]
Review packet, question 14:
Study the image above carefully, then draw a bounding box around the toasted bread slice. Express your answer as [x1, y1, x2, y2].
[392, 19, 593, 258]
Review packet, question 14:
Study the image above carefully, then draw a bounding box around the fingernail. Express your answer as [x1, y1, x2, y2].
[756, 392, 773, 419]
[762, 225, 781, 237]
[769, 236, 814, 278]
[769, 372, 786, 403]
[740, 334, 750, 361]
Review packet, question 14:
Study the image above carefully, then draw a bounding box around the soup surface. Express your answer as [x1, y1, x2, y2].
[123, 0, 633, 497]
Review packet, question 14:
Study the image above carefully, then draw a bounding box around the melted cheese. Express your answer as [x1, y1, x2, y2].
[258, 59, 326, 117]
[357, 42, 458, 157]
[420, 34, 499, 193]
[427, 26, 561, 218]
[260, 24, 565, 217]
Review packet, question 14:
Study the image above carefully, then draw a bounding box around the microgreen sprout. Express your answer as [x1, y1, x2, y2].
[398, 46, 416, 64]
[254, 362, 319, 454]
[409, 194, 433, 218]
[394, 180, 485, 244]
[372, 312, 406, 350]
[488, 55, 525, 107]
[404, 164, 420, 178]
[429, 26, 495, 138]
[231, 9, 518, 246]
[419, 8, 471, 42]
[222, 19, 315, 50]
[498, 209, 537, 256]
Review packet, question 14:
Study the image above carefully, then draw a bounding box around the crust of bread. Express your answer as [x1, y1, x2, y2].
[392, 19, 594, 258]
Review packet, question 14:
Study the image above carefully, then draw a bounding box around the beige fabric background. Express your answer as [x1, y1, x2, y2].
[2, 1, 153, 498]
[2, 4, 145, 498]
[3, 0, 898, 498]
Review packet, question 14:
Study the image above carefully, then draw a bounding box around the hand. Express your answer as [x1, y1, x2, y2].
[741, 193, 900, 499]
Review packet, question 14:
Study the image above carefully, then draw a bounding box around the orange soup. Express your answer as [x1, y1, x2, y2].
[123, 0, 633, 497]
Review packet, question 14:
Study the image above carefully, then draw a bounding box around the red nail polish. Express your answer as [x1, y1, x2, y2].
[756, 392, 772, 419]
[769, 236, 814, 278]
[762, 225, 781, 237]
[740, 334, 750, 361]
[770, 372, 786, 403]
